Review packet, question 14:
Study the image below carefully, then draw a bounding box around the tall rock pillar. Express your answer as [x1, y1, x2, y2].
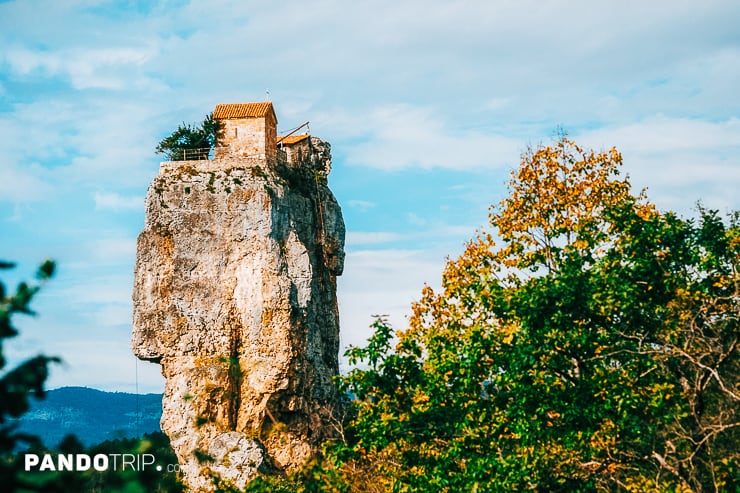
[132, 104, 344, 491]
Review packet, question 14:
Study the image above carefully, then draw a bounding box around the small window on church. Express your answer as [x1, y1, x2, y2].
[234, 128, 238, 137]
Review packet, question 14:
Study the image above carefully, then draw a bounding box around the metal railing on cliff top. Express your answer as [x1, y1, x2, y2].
[164, 147, 215, 161]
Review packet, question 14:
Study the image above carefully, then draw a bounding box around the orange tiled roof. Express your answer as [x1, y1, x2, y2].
[277, 134, 310, 145]
[213, 102, 275, 119]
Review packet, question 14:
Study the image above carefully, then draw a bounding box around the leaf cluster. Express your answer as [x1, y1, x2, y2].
[156, 113, 221, 161]
[0, 259, 60, 491]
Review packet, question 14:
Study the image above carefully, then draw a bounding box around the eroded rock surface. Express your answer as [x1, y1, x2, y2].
[132, 138, 344, 491]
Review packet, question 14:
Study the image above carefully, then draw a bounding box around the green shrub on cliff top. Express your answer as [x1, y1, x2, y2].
[156, 113, 220, 161]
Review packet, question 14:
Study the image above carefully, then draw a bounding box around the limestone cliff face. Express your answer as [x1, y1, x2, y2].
[132, 137, 344, 491]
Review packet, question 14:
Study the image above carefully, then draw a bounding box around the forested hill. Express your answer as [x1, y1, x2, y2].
[13, 386, 162, 447]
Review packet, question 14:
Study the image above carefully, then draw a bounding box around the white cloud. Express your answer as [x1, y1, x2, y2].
[94, 191, 145, 211]
[407, 212, 427, 226]
[58, 273, 134, 306]
[0, 98, 163, 197]
[484, 98, 512, 112]
[578, 116, 740, 154]
[88, 237, 137, 264]
[346, 199, 376, 212]
[337, 248, 445, 362]
[345, 104, 522, 170]
[576, 117, 740, 214]
[5, 46, 157, 90]
[346, 232, 404, 247]
[0, 159, 54, 203]
[345, 224, 479, 251]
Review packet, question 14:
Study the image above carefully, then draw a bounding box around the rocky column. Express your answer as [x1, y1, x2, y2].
[132, 141, 344, 491]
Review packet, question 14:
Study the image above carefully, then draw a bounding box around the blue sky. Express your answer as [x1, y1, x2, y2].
[2, 0, 739, 393]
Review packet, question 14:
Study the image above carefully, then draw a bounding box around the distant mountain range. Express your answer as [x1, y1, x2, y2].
[12, 386, 163, 448]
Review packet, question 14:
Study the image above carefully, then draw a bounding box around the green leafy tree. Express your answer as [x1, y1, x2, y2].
[0, 259, 58, 491]
[318, 136, 738, 492]
[156, 113, 221, 161]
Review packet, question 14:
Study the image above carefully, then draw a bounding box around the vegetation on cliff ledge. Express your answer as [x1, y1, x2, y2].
[156, 113, 221, 161]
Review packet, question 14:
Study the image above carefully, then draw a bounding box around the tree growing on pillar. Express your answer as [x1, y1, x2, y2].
[156, 113, 221, 161]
